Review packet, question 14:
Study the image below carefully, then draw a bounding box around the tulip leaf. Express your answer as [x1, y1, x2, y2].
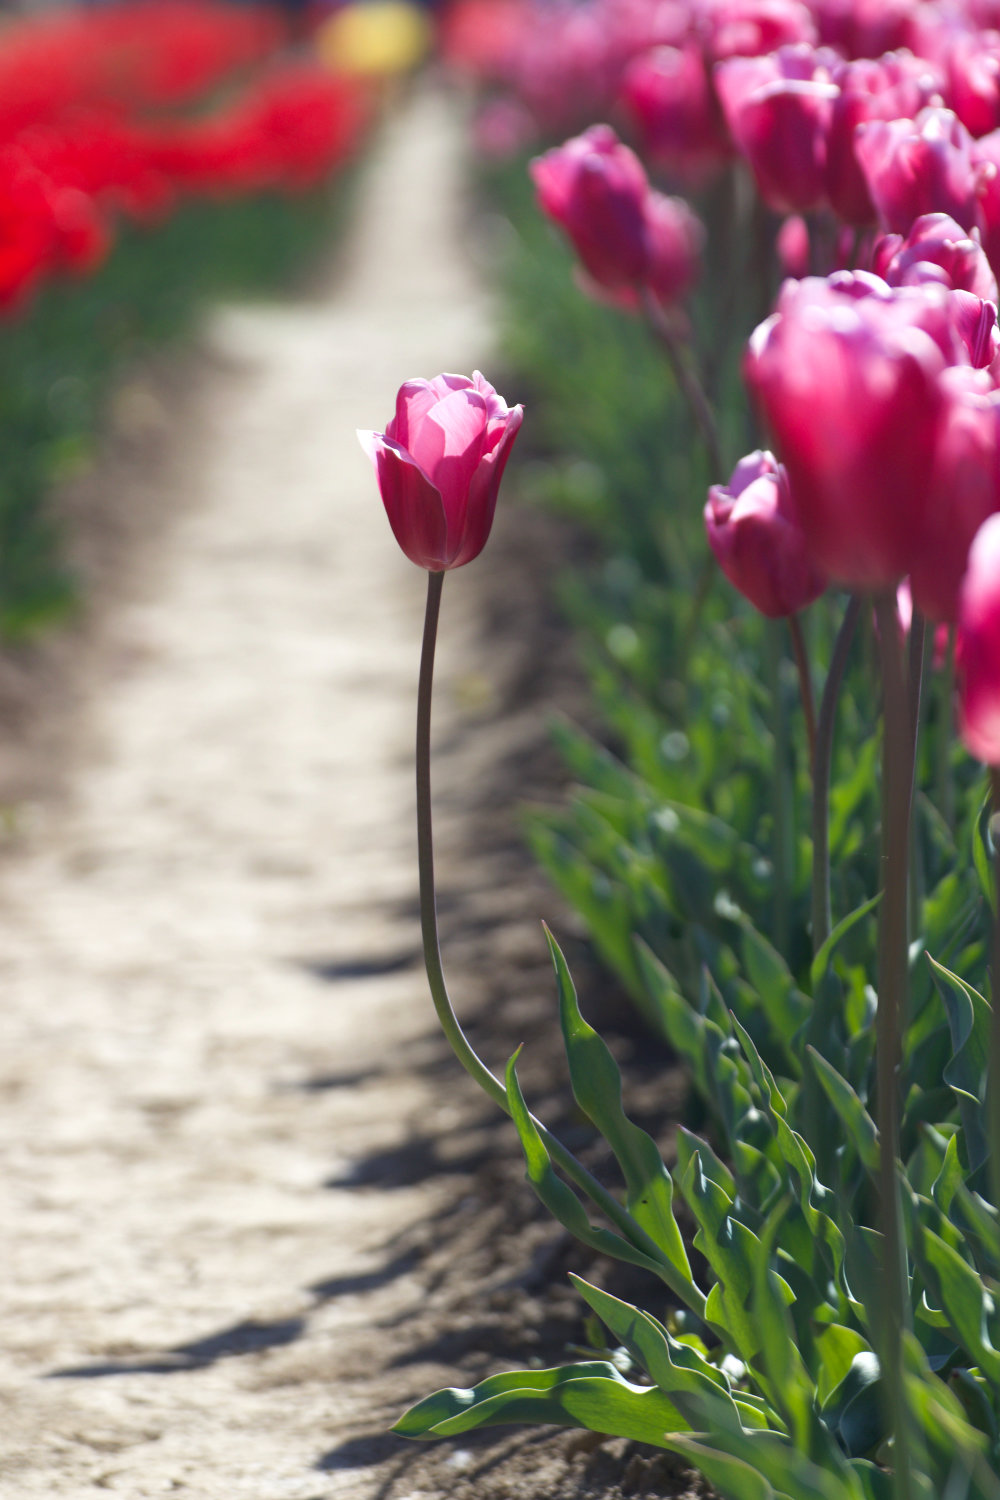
[911, 1222, 1000, 1383]
[393, 1359, 687, 1444]
[503, 1049, 669, 1279]
[809, 893, 882, 996]
[806, 1047, 879, 1176]
[546, 926, 696, 1301]
[928, 956, 991, 1174]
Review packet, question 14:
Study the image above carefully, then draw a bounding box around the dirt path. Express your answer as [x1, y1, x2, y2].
[0, 86, 544, 1499]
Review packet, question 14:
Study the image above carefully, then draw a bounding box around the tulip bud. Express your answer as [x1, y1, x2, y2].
[530, 124, 651, 291]
[958, 512, 1000, 762]
[745, 272, 959, 589]
[705, 450, 827, 617]
[531, 125, 703, 310]
[359, 372, 523, 571]
[825, 53, 944, 227]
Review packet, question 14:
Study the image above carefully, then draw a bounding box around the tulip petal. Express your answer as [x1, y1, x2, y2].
[359, 430, 449, 569]
[452, 406, 524, 569]
[389, 374, 473, 448]
[406, 387, 490, 544]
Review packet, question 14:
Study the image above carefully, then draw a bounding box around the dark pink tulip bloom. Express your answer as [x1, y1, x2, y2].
[705, 450, 827, 617]
[359, 372, 523, 571]
[716, 46, 838, 213]
[811, 0, 915, 59]
[619, 45, 731, 183]
[957, 512, 1000, 762]
[855, 107, 991, 237]
[872, 213, 998, 300]
[913, 366, 1000, 621]
[971, 129, 1000, 274]
[703, 0, 817, 63]
[531, 124, 649, 290]
[745, 272, 958, 589]
[825, 52, 943, 226]
[950, 290, 1000, 368]
[943, 30, 1000, 140]
[776, 214, 811, 277]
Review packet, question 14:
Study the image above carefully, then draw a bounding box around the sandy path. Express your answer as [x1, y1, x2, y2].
[0, 87, 510, 1498]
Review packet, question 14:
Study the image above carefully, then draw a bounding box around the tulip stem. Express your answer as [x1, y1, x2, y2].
[873, 591, 915, 1500]
[415, 570, 707, 1320]
[990, 768, 1000, 1221]
[788, 613, 817, 770]
[640, 288, 724, 480]
[811, 595, 861, 953]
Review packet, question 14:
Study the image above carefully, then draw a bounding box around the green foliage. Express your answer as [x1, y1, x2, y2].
[0, 180, 352, 636]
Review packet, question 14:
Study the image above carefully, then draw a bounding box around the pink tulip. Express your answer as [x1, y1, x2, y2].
[359, 372, 523, 571]
[970, 129, 1000, 274]
[705, 450, 827, 617]
[810, 0, 915, 59]
[957, 512, 1000, 762]
[531, 125, 703, 309]
[619, 45, 731, 183]
[703, 0, 817, 63]
[530, 124, 651, 290]
[943, 29, 1000, 139]
[715, 46, 838, 214]
[855, 107, 990, 237]
[776, 214, 811, 277]
[825, 53, 943, 226]
[872, 213, 998, 300]
[913, 366, 1000, 622]
[745, 272, 961, 589]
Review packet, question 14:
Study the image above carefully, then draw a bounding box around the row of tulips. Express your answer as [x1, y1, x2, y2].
[364, 1, 1000, 1496]
[0, 1, 368, 311]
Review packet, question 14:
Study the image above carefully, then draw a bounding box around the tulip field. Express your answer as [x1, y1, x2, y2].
[7, 0, 1000, 1497]
[363, 1, 1000, 1497]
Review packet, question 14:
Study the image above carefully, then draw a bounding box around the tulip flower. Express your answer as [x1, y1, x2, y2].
[705, 450, 827, 617]
[872, 213, 998, 300]
[825, 52, 943, 226]
[810, 0, 914, 58]
[745, 272, 961, 589]
[715, 46, 838, 214]
[855, 107, 990, 238]
[913, 366, 1000, 622]
[958, 511, 1000, 761]
[704, 0, 817, 62]
[359, 373, 523, 571]
[531, 125, 703, 309]
[619, 45, 731, 183]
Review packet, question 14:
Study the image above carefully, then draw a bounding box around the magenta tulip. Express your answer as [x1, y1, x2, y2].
[619, 45, 731, 183]
[825, 53, 944, 226]
[705, 450, 827, 617]
[913, 367, 1000, 622]
[872, 213, 998, 300]
[855, 107, 989, 237]
[958, 512, 1000, 762]
[531, 125, 703, 310]
[530, 125, 650, 290]
[359, 372, 523, 571]
[715, 46, 838, 214]
[745, 272, 961, 589]
[810, 0, 914, 58]
[704, 0, 817, 63]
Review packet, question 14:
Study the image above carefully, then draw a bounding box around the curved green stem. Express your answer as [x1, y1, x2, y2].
[873, 592, 915, 1500]
[416, 571, 707, 1320]
[640, 288, 725, 481]
[811, 596, 861, 953]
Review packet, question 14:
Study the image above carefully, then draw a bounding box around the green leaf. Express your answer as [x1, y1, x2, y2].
[546, 926, 697, 1307]
[393, 1360, 688, 1445]
[814, 1325, 872, 1407]
[666, 1437, 778, 1500]
[503, 1049, 668, 1279]
[928, 957, 991, 1174]
[570, 1276, 771, 1433]
[738, 917, 809, 1067]
[806, 1048, 879, 1176]
[912, 1223, 1000, 1383]
[810, 893, 882, 996]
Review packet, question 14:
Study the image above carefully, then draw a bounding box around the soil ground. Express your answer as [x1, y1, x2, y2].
[0, 86, 706, 1500]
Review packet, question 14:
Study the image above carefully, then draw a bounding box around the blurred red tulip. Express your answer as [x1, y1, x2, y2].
[705, 450, 827, 617]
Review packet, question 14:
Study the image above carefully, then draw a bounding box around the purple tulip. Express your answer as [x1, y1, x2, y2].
[359, 373, 523, 571]
[705, 450, 827, 617]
